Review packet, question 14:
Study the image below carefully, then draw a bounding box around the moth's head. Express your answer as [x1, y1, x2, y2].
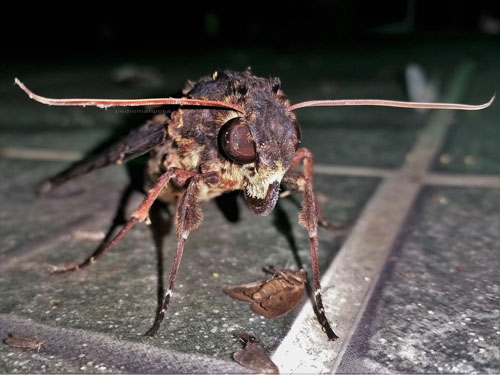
[216, 71, 301, 216]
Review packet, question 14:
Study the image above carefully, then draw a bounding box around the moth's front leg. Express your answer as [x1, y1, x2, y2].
[288, 148, 341, 231]
[282, 169, 338, 340]
[144, 171, 219, 337]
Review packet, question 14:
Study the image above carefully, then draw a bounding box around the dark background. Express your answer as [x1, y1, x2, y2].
[3, 1, 500, 59]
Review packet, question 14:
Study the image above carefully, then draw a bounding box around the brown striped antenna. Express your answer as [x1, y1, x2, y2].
[14, 78, 245, 113]
[289, 96, 495, 112]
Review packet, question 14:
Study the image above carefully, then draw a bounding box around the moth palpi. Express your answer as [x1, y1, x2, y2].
[14, 70, 493, 340]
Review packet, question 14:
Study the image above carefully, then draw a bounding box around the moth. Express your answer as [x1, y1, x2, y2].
[14, 69, 493, 340]
[232, 333, 279, 374]
[4, 333, 46, 352]
[224, 266, 307, 318]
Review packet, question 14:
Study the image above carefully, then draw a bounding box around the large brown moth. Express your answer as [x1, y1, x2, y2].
[14, 69, 493, 340]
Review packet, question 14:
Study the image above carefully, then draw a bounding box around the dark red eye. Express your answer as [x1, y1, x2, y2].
[219, 118, 256, 164]
[292, 119, 302, 150]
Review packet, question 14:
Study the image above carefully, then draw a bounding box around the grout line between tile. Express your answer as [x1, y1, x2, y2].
[315, 165, 500, 189]
[3, 149, 496, 189]
[0, 147, 83, 161]
[424, 173, 500, 188]
[314, 164, 395, 178]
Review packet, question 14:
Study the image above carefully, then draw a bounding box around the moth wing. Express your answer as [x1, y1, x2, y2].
[251, 284, 305, 318]
[4, 334, 44, 350]
[233, 344, 279, 374]
[39, 114, 169, 194]
[224, 281, 264, 303]
[4, 336, 27, 347]
[8, 333, 30, 340]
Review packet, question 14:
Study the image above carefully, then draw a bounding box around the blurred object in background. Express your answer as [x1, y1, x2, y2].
[479, 14, 500, 34]
[111, 64, 165, 88]
[405, 63, 439, 114]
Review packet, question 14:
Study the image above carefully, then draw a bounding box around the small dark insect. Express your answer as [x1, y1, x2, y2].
[224, 266, 307, 318]
[4, 333, 46, 352]
[233, 333, 279, 374]
[14, 70, 493, 341]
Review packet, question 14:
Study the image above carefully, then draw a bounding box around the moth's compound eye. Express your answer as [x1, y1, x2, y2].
[219, 118, 256, 164]
[292, 119, 302, 151]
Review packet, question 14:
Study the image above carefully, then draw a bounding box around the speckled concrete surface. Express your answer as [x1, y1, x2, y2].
[336, 187, 500, 373]
[0, 314, 255, 373]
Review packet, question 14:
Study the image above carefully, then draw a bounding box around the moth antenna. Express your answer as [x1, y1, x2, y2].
[289, 95, 495, 111]
[14, 78, 245, 113]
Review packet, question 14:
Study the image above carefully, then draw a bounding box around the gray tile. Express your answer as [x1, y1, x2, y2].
[336, 187, 500, 373]
[301, 112, 420, 168]
[432, 100, 499, 175]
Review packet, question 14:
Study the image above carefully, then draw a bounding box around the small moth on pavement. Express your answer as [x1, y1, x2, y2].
[232, 333, 279, 374]
[4, 333, 46, 352]
[224, 266, 307, 318]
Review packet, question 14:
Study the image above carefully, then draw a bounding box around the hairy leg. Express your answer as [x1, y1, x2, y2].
[283, 170, 338, 340]
[144, 171, 219, 337]
[288, 148, 343, 231]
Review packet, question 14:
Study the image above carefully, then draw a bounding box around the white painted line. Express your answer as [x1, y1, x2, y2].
[425, 173, 500, 188]
[2, 148, 497, 189]
[0, 146, 83, 161]
[315, 165, 500, 189]
[314, 164, 395, 178]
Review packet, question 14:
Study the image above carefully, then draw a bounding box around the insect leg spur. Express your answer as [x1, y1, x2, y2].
[282, 148, 339, 340]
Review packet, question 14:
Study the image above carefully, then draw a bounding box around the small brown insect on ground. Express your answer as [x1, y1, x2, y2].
[232, 333, 279, 374]
[4, 333, 47, 352]
[224, 266, 307, 318]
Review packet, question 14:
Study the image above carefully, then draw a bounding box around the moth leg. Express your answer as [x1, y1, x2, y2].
[282, 171, 339, 340]
[263, 265, 289, 280]
[144, 171, 219, 337]
[290, 148, 345, 232]
[50, 168, 196, 274]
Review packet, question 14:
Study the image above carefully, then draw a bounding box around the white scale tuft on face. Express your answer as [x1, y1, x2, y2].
[243, 162, 286, 199]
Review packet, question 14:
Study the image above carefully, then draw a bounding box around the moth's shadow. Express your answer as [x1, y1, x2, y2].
[272, 200, 304, 270]
[148, 199, 172, 320]
[147, 190, 239, 320]
[98, 164, 242, 328]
